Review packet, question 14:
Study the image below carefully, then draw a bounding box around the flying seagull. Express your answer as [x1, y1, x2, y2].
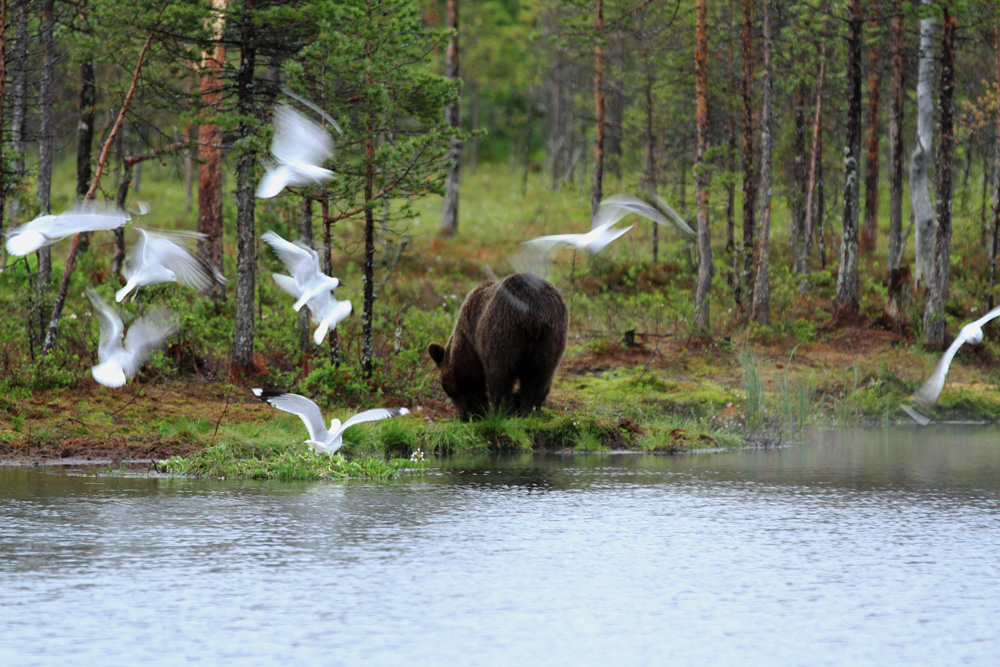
[261, 230, 341, 312]
[257, 104, 335, 199]
[252, 389, 409, 455]
[5, 203, 131, 256]
[600, 193, 695, 237]
[913, 304, 1000, 405]
[86, 288, 177, 388]
[116, 228, 225, 302]
[272, 273, 352, 345]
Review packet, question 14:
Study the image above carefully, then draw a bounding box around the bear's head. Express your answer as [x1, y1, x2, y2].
[428, 342, 488, 421]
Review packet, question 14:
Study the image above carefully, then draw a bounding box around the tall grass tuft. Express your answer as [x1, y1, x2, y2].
[776, 345, 817, 432]
[739, 343, 765, 432]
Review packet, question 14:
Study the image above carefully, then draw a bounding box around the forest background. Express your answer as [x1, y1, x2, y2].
[2, 0, 1000, 468]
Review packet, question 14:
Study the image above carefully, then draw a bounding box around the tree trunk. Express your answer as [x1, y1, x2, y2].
[860, 8, 882, 253]
[440, 0, 460, 236]
[232, 1, 257, 372]
[750, 0, 772, 324]
[550, 48, 565, 190]
[834, 0, 864, 320]
[590, 0, 604, 224]
[726, 12, 740, 307]
[197, 0, 227, 298]
[740, 0, 757, 310]
[797, 44, 826, 275]
[5, 0, 27, 224]
[76, 61, 96, 201]
[694, 0, 712, 329]
[299, 197, 314, 353]
[0, 0, 6, 245]
[320, 194, 341, 367]
[36, 0, 55, 287]
[605, 28, 624, 181]
[790, 82, 807, 258]
[991, 19, 1000, 310]
[361, 23, 376, 379]
[641, 62, 658, 264]
[886, 0, 908, 321]
[923, 5, 956, 347]
[911, 6, 935, 286]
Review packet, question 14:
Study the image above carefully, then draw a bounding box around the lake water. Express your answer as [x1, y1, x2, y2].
[2, 426, 1000, 665]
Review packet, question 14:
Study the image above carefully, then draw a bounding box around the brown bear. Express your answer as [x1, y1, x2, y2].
[428, 272, 568, 420]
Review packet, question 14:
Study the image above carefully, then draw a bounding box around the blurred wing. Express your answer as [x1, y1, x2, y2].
[652, 194, 696, 237]
[280, 88, 344, 136]
[85, 288, 124, 361]
[257, 165, 291, 199]
[914, 334, 968, 405]
[252, 389, 329, 443]
[972, 304, 1000, 329]
[271, 273, 304, 300]
[510, 241, 558, 277]
[271, 104, 333, 168]
[261, 230, 319, 284]
[331, 407, 410, 440]
[122, 228, 150, 281]
[121, 307, 177, 377]
[900, 404, 932, 426]
[143, 229, 222, 289]
[595, 194, 669, 230]
[30, 205, 131, 237]
[586, 223, 634, 255]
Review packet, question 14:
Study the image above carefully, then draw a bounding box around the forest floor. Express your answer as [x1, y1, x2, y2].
[4, 163, 1000, 468]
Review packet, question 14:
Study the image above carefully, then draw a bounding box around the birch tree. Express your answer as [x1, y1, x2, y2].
[834, 0, 864, 319]
[923, 3, 956, 347]
[36, 0, 55, 287]
[911, 3, 936, 286]
[991, 18, 1000, 309]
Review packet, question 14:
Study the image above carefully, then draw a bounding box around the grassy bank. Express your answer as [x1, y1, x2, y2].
[2, 159, 1000, 477]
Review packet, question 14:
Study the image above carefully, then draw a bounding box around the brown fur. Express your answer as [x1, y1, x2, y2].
[428, 273, 568, 419]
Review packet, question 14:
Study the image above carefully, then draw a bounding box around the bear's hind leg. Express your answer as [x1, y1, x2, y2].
[485, 364, 518, 416]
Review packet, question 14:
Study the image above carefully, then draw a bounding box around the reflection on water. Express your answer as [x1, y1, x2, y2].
[2, 426, 1000, 665]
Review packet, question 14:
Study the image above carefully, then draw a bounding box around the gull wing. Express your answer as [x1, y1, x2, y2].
[85, 288, 125, 362]
[595, 194, 670, 230]
[900, 404, 932, 426]
[915, 331, 971, 405]
[142, 228, 223, 290]
[121, 307, 177, 379]
[261, 230, 321, 286]
[271, 104, 333, 169]
[23, 203, 131, 237]
[252, 389, 330, 444]
[271, 273, 304, 300]
[652, 194, 696, 237]
[585, 222, 634, 254]
[329, 407, 410, 441]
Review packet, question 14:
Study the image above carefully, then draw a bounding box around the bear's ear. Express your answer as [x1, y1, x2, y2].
[428, 342, 445, 366]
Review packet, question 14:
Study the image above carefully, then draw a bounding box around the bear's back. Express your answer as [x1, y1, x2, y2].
[475, 272, 567, 354]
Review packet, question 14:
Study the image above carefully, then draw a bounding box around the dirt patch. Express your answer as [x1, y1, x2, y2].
[0, 436, 204, 466]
